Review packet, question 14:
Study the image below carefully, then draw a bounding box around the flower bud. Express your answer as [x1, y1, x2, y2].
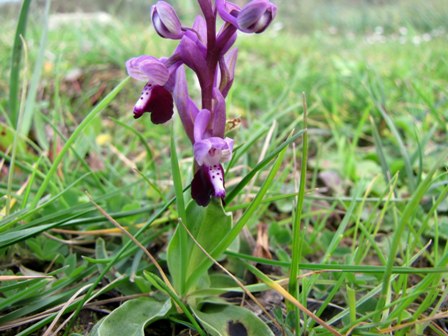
[151, 1, 184, 39]
[237, 0, 277, 34]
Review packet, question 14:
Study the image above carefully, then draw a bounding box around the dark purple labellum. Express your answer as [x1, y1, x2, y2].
[133, 84, 174, 124]
[191, 165, 214, 206]
[191, 164, 226, 206]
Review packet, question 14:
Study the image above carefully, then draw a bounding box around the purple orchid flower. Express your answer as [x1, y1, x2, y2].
[126, 55, 181, 122]
[126, 0, 276, 206]
[191, 109, 234, 206]
[217, 0, 277, 34]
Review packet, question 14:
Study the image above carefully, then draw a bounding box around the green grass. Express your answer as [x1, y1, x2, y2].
[1, 1, 447, 335]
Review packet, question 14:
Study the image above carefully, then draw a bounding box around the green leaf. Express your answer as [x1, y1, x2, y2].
[9, 0, 31, 127]
[93, 297, 171, 336]
[186, 200, 233, 280]
[167, 200, 232, 294]
[168, 125, 188, 294]
[192, 304, 274, 336]
[19, 0, 52, 140]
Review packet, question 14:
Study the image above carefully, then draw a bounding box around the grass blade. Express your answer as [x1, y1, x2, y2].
[225, 129, 305, 204]
[8, 0, 31, 127]
[374, 156, 445, 321]
[288, 94, 308, 331]
[19, 0, 51, 139]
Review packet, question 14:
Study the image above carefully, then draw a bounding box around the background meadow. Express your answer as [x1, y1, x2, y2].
[1, 0, 447, 335]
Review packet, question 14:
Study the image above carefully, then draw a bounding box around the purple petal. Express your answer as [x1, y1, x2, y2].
[237, 0, 276, 34]
[193, 140, 212, 166]
[212, 88, 226, 138]
[176, 31, 208, 76]
[216, 24, 237, 55]
[133, 84, 173, 124]
[152, 1, 184, 39]
[193, 136, 234, 166]
[126, 56, 170, 84]
[192, 15, 207, 45]
[216, 0, 240, 27]
[194, 109, 211, 142]
[219, 48, 238, 97]
[173, 66, 197, 142]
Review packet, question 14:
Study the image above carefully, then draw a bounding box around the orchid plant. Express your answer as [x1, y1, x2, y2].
[94, 1, 279, 334]
[126, 0, 276, 206]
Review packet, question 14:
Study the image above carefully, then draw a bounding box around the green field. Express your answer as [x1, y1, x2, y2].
[1, 0, 447, 335]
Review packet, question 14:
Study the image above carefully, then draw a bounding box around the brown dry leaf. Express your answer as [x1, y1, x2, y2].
[253, 222, 272, 260]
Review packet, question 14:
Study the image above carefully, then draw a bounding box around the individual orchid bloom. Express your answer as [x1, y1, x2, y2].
[126, 55, 179, 122]
[217, 0, 277, 34]
[151, 1, 184, 40]
[191, 109, 234, 206]
[237, 0, 277, 33]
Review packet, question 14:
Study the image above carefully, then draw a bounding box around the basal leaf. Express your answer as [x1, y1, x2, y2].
[184, 200, 233, 282]
[192, 304, 274, 336]
[168, 200, 233, 294]
[94, 297, 171, 336]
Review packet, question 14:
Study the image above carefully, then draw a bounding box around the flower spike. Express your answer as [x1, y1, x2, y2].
[126, 0, 276, 205]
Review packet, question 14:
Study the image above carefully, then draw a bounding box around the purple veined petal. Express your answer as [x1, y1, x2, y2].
[193, 140, 212, 166]
[126, 55, 170, 84]
[237, 0, 277, 34]
[206, 137, 234, 164]
[212, 88, 226, 137]
[151, 1, 184, 40]
[216, 24, 237, 56]
[173, 66, 198, 142]
[192, 15, 207, 45]
[176, 31, 208, 79]
[218, 47, 238, 97]
[133, 84, 174, 124]
[162, 57, 183, 92]
[194, 109, 211, 143]
[222, 137, 234, 162]
[216, 0, 240, 27]
[193, 136, 234, 166]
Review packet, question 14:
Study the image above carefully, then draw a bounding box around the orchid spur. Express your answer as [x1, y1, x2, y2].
[126, 0, 277, 206]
